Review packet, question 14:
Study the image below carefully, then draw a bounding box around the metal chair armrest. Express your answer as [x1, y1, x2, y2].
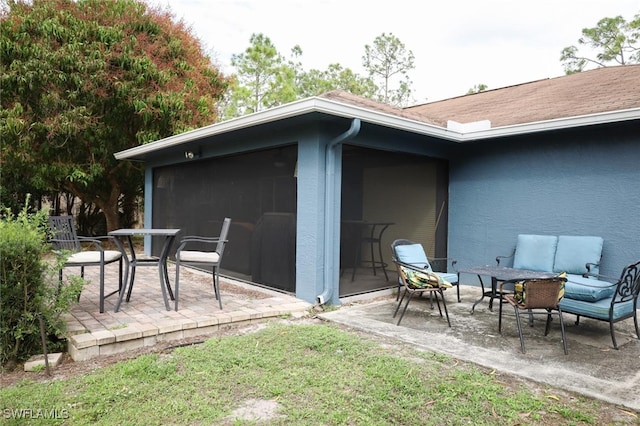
[393, 259, 430, 274]
[427, 257, 458, 272]
[52, 236, 106, 252]
[583, 262, 601, 277]
[180, 236, 225, 243]
[496, 250, 515, 266]
[77, 235, 122, 253]
[176, 237, 228, 252]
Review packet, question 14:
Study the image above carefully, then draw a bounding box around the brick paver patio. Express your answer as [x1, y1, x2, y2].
[61, 262, 311, 361]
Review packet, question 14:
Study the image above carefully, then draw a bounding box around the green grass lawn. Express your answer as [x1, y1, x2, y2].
[2, 323, 636, 425]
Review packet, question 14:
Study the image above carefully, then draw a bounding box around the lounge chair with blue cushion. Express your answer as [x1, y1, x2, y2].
[391, 239, 460, 302]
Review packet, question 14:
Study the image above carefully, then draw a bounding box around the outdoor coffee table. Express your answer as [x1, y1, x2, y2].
[459, 265, 557, 312]
[109, 228, 180, 312]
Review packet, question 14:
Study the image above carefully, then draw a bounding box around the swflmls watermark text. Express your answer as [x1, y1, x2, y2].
[3, 408, 70, 420]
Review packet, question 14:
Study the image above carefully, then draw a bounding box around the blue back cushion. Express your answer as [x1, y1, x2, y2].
[513, 234, 558, 272]
[395, 244, 432, 272]
[553, 236, 603, 275]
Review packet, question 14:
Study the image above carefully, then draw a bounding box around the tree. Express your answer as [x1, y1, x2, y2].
[560, 13, 640, 74]
[362, 32, 415, 106]
[467, 84, 489, 95]
[226, 33, 288, 116]
[0, 0, 230, 232]
[223, 33, 377, 119]
[297, 64, 377, 99]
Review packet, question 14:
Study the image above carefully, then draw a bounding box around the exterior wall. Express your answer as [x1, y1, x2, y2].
[449, 124, 640, 280]
[137, 113, 638, 305]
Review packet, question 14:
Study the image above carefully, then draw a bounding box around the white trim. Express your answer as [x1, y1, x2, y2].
[114, 96, 640, 160]
[459, 108, 640, 141]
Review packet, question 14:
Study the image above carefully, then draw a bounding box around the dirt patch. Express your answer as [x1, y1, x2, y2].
[224, 398, 285, 423]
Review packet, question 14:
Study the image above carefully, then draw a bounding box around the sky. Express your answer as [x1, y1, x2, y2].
[151, 0, 639, 103]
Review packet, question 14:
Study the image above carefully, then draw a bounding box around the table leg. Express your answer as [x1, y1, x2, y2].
[157, 235, 176, 311]
[114, 236, 134, 313]
[369, 224, 378, 277]
[488, 277, 498, 311]
[157, 260, 171, 311]
[471, 274, 487, 313]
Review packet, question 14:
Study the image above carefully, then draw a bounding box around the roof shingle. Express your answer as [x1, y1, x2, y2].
[405, 64, 640, 128]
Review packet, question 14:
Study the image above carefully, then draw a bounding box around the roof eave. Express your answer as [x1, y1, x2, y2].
[459, 107, 640, 141]
[114, 97, 462, 160]
[114, 100, 640, 161]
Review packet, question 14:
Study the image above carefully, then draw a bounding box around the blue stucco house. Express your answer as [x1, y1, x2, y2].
[115, 65, 640, 306]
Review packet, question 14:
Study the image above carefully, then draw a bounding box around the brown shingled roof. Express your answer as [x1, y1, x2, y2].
[318, 89, 441, 126]
[405, 65, 640, 128]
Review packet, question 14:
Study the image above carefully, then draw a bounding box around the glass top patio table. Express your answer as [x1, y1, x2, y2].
[108, 228, 180, 312]
[459, 266, 557, 312]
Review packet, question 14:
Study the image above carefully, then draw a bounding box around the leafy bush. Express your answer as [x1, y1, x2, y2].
[0, 203, 84, 368]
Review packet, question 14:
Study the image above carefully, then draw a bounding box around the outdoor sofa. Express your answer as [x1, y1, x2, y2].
[497, 234, 640, 349]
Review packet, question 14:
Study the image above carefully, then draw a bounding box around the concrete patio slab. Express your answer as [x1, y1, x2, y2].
[320, 285, 640, 412]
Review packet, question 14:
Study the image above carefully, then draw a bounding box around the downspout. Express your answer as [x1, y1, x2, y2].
[317, 118, 361, 305]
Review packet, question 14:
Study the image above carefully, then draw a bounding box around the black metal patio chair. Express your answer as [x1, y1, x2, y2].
[174, 217, 231, 310]
[49, 215, 126, 313]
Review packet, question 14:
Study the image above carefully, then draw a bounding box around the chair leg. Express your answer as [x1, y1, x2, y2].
[396, 292, 416, 326]
[609, 320, 619, 350]
[634, 311, 640, 340]
[433, 291, 443, 316]
[213, 265, 222, 309]
[498, 296, 504, 332]
[439, 289, 451, 327]
[530, 310, 536, 326]
[174, 260, 180, 311]
[456, 282, 461, 303]
[544, 309, 553, 335]
[513, 306, 526, 353]
[99, 262, 105, 314]
[393, 290, 408, 318]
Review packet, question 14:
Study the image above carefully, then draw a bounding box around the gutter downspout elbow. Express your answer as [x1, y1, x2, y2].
[317, 118, 361, 305]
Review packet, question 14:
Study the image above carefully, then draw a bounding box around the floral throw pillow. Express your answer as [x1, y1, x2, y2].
[402, 268, 452, 289]
[513, 272, 566, 304]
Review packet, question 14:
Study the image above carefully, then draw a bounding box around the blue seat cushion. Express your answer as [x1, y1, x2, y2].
[395, 244, 432, 272]
[553, 236, 603, 275]
[564, 275, 616, 302]
[513, 234, 558, 272]
[559, 296, 635, 321]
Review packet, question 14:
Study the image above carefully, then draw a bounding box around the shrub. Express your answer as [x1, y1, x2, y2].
[0, 202, 84, 368]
